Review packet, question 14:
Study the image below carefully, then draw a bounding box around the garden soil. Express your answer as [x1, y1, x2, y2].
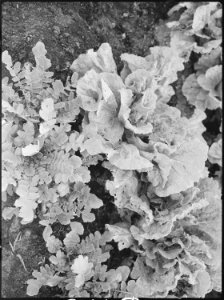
[1, 2, 220, 298]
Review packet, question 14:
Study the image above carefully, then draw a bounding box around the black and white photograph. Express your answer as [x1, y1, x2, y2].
[2, 2, 222, 298]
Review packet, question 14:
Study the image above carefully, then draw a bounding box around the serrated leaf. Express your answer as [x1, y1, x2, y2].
[43, 225, 62, 253]
[39, 119, 56, 135]
[2, 207, 19, 220]
[26, 279, 42, 296]
[57, 182, 69, 197]
[39, 98, 56, 121]
[82, 211, 95, 223]
[71, 255, 93, 275]
[32, 41, 51, 70]
[21, 141, 40, 156]
[2, 50, 13, 70]
[64, 231, 80, 250]
[70, 221, 84, 235]
[72, 166, 91, 183]
[46, 275, 63, 287]
[87, 194, 103, 209]
[52, 80, 64, 97]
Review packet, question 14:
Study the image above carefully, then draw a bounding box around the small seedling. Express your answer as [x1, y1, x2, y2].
[9, 232, 28, 272]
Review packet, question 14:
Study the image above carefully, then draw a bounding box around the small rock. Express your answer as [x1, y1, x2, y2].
[66, 47, 74, 55]
[53, 26, 60, 35]
[122, 33, 126, 39]
[65, 61, 71, 68]
[123, 12, 129, 17]
[23, 229, 32, 238]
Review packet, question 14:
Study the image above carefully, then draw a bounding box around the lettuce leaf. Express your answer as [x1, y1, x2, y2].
[108, 143, 153, 171]
[194, 47, 222, 72]
[169, 30, 197, 61]
[190, 270, 212, 298]
[120, 53, 149, 74]
[188, 177, 221, 249]
[197, 65, 222, 101]
[106, 223, 133, 250]
[167, 2, 221, 57]
[121, 46, 184, 85]
[183, 109, 207, 140]
[76, 70, 125, 111]
[208, 138, 222, 166]
[82, 134, 112, 156]
[118, 88, 155, 135]
[192, 3, 218, 33]
[105, 168, 138, 208]
[124, 69, 156, 94]
[145, 103, 186, 147]
[145, 46, 185, 85]
[71, 43, 117, 77]
[76, 70, 102, 111]
[127, 257, 180, 297]
[182, 73, 221, 110]
[88, 79, 124, 144]
[147, 138, 208, 197]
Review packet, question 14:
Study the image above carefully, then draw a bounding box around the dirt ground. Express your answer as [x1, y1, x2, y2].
[1, 2, 221, 298]
[2, 2, 177, 76]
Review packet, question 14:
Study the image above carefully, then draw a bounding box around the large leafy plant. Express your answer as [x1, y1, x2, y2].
[2, 2, 222, 298]
[167, 1, 222, 111]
